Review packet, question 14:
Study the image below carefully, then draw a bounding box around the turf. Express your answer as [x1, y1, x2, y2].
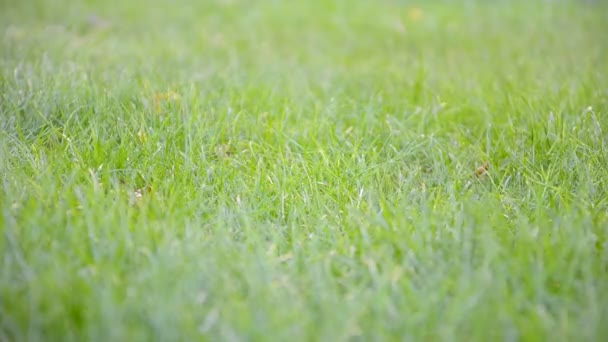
[1, 0, 608, 340]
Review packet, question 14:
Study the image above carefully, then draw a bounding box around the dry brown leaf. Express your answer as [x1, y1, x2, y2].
[475, 161, 490, 178]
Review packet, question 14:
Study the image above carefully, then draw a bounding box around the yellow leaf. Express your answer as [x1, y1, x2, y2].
[137, 128, 147, 143]
[407, 7, 424, 22]
[153, 90, 181, 112]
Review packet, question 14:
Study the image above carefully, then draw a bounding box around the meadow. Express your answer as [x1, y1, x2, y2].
[1, 0, 608, 340]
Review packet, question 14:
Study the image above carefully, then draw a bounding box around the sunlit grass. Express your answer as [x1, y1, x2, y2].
[1, 0, 608, 340]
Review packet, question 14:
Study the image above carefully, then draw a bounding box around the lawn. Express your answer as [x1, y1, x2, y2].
[1, 0, 608, 340]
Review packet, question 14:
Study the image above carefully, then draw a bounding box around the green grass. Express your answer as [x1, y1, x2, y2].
[1, 0, 608, 340]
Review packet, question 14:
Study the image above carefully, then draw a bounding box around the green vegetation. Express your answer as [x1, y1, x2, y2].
[1, 0, 607, 340]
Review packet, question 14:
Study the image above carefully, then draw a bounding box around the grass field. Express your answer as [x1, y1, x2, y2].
[1, 0, 608, 340]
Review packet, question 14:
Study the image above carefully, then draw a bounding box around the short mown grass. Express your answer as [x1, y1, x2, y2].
[1, 0, 608, 340]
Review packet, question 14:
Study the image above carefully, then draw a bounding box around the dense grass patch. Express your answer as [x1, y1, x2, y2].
[1, 0, 608, 340]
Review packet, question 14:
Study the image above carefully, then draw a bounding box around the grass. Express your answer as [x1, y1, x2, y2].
[1, 0, 608, 340]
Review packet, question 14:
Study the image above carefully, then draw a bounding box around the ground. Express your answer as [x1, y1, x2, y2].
[1, 0, 608, 340]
